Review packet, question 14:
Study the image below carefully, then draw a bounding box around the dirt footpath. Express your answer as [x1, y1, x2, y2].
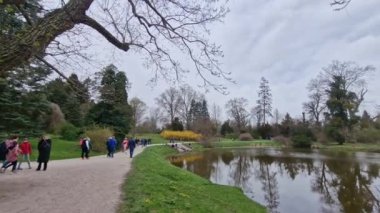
[0, 147, 143, 213]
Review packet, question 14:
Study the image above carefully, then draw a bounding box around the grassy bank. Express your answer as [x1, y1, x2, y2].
[28, 136, 103, 160]
[119, 146, 266, 213]
[316, 142, 380, 152]
[211, 139, 281, 148]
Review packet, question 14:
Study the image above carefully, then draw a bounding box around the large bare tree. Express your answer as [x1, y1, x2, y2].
[210, 102, 222, 128]
[177, 84, 199, 130]
[225, 97, 250, 132]
[155, 87, 181, 123]
[130, 96, 147, 134]
[0, 0, 229, 91]
[303, 78, 327, 126]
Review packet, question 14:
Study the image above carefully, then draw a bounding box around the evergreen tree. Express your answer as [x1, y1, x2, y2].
[0, 0, 42, 37]
[99, 65, 117, 104]
[220, 120, 233, 136]
[360, 110, 372, 129]
[114, 72, 129, 104]
[87, 64, 132, 140]
[280, 113, 293, 137]
[68, 73, 90, 104]
[189, 98, 210, 129]
[171, 117, 184, 131]
[201, 99, 210, 118]
[325, 75, 356, 144]
[45, 76, 84, 127]
[256, 77, 273, 125]
[0, 63, 51, 135]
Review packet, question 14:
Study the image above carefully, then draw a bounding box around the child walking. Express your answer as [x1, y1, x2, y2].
[18, 138, 32, 169]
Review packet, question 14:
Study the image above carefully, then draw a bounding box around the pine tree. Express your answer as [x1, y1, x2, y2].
[256, 77, 273, 125]
[201, 99, 210, 118]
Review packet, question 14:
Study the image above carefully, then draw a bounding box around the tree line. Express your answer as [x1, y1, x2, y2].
[221, 61, 379, 147]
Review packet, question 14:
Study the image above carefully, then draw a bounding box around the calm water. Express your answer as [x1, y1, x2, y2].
[170, 148, 380, 213]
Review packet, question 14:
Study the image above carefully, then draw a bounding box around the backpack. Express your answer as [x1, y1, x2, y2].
[81, 140, 87, 149]
[0, 141, 8, 161]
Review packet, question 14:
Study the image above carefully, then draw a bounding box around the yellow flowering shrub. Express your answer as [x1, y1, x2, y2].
[160, 130, 201, 141]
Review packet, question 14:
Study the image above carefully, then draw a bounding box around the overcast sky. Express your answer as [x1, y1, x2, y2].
[54, 0, 380, 122]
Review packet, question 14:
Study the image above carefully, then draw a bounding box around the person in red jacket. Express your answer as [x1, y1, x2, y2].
[17, 138, 32, 170]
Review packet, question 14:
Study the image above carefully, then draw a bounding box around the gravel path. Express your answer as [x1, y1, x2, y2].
[0, 147, 143, 213]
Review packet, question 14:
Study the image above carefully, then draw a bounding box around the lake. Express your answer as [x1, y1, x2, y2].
[170, 148, 380, 213]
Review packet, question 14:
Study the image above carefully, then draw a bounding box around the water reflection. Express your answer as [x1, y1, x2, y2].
[170, 149, 380, 213]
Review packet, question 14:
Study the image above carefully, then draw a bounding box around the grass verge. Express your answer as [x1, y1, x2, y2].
[315, 142, 380, 152]
[28, 136, 103, 160]
[211, 139, 281, 148]
[119, 146, 266, 213]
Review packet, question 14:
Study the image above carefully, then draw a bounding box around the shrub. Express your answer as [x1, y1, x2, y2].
[160, 130, 201, 141]
[239, 133, 253, 141]
[250, 129, 261, 139]
[315, 131, 328, 144]
[272, 135, 291, 147]
[225, 133, 238, 140]
[60, 123, 81, 141]
[291, 134, 312, 148]
[257, 123, 272, 139]
[325, 126, 345, 145]
[356, 128, 380, 143]
[85, 126, 114, 152]
[290, 125, 315, 148]
[199, 137, 215, 148]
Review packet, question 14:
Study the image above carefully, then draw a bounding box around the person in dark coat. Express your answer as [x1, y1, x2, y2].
[128, 138, 136, 158]
[36, 136, 52, 171]
[81, 137, 91, 159]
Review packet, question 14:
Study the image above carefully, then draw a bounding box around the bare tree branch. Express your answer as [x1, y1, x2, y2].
[79, 15, 130, 51]
[1, 0, 230, 93]
[330, 0, 352, 11]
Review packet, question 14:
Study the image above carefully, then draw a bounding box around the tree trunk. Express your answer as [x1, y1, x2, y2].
[0, 0, 94, 74]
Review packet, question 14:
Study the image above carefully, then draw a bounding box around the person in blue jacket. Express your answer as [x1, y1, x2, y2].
[106, 136, 117, 158]
[128, 138, 136, 158]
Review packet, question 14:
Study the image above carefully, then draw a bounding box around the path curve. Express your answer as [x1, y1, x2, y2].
[0, 147, 143, 213]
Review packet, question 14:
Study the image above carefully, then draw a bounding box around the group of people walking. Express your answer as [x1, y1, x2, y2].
[108, 136, 137, 158]
[85, 135, 148, 159]
[0, 135, 52, 173]
[1, 134, 151, 174]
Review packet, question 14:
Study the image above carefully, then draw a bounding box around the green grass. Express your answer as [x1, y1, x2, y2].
[315, 142, 380, 152]
[28, 135, 103, 160]
[211, 138, 281, 148]
[119, 146, 266, 213]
